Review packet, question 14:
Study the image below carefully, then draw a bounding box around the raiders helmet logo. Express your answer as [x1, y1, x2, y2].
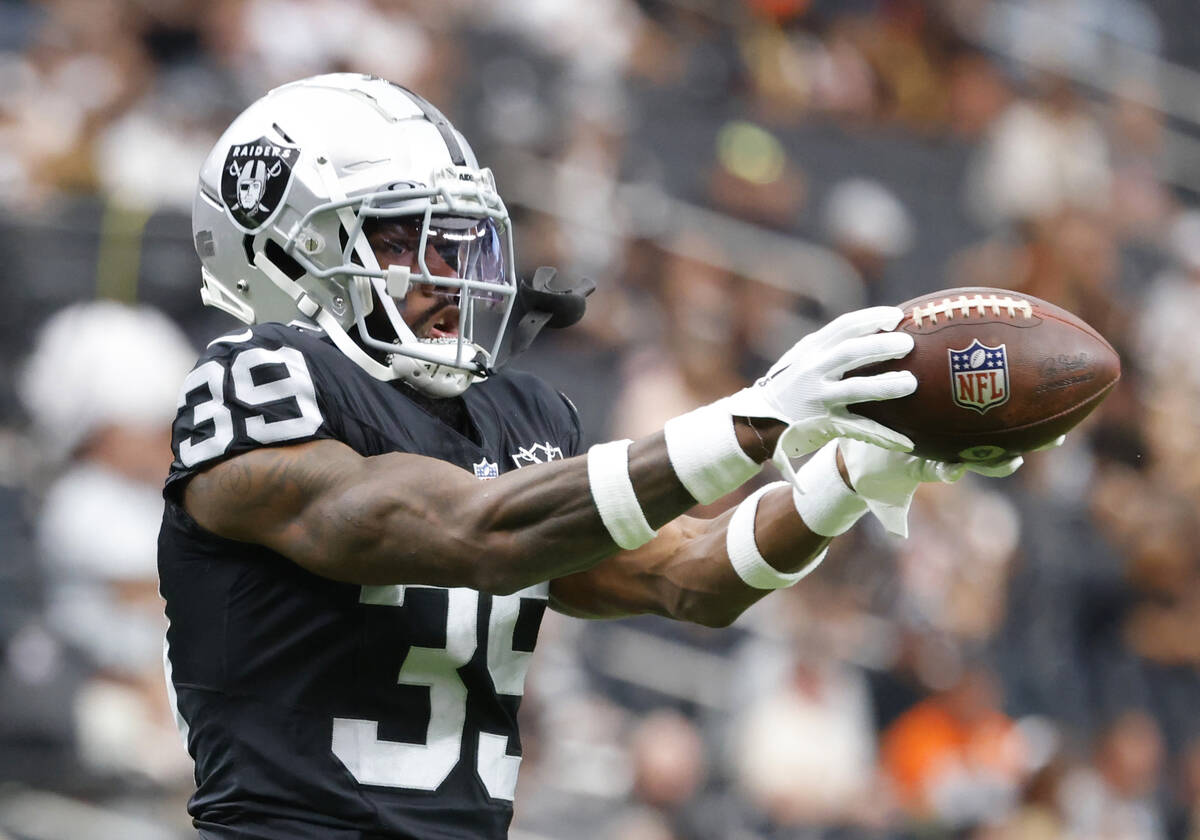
[220, 137, 300, 233]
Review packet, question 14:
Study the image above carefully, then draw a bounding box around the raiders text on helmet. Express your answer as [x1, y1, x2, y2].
[219, 138, 300, 233]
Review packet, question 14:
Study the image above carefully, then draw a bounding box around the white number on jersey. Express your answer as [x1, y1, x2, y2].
[332, 583, 547, 800]
[177, 360, 234, 467]
[177, 343, 323, 467]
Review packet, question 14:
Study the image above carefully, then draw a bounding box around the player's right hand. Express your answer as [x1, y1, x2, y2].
[835, 436, 1042, 537]
[723, 306, 917, 458]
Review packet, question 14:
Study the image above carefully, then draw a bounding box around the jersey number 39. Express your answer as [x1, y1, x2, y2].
[176, 345, 323, 467]
[332, 584, 539, 802]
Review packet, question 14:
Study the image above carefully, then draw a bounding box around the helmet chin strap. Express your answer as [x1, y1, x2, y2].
[388, 348, 476, 398]
[254, 252, 393, 380]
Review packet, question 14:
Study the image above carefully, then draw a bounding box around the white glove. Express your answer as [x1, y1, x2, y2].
[723, 306, 918, 458]
[836, 439, 1050, 537]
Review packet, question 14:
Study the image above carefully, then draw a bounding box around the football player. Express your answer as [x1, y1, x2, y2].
[160, 73, 1018, 839]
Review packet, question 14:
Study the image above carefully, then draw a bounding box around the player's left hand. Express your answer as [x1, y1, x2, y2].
[832, 436, 1063, 537]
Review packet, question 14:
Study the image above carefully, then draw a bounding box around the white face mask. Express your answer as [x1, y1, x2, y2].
[37, 464, 167, 676]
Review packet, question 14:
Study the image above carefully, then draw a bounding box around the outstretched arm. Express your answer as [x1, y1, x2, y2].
[182, 306, 917, 596]
[182, 419, 779, 595]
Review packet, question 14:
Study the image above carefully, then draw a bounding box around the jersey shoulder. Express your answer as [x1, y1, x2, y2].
[165, 322, 340, 497]
[475, 368, 583, 459]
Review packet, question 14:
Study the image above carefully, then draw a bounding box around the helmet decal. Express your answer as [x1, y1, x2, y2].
[220, 137, 300, 233]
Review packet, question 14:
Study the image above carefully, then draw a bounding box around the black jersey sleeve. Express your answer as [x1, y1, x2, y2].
[164, 324, 335, 500]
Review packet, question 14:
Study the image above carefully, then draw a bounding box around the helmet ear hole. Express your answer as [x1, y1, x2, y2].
[263, 239, 306, 280]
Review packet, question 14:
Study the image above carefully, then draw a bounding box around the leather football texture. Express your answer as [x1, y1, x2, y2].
[849, 287, 1121, 462]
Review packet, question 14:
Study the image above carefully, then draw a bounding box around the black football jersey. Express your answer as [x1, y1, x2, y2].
[159, 322, 581, 839]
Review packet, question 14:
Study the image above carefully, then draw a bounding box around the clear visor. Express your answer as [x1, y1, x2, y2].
[360, 213, 515, 371]
[365, 215, 506, 298]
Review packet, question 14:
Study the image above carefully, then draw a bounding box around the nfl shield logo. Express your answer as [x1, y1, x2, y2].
[948, 339, 1010, 414]
[473, 459, 499, 480]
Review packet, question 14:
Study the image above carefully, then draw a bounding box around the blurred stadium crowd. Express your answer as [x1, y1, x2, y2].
[1, 0, 1199, 838]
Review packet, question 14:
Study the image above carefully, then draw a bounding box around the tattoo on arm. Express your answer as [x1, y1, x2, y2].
[184, 440, 364, 550]
[215, 458, 251, 496]
[183, 423, 791, 593]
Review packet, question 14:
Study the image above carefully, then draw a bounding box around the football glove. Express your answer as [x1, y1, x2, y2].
[833, 436, 1063, 537]
[722, 306, 917, 458]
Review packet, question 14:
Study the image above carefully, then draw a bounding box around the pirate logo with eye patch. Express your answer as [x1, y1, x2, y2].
[220, 137, 300, 233]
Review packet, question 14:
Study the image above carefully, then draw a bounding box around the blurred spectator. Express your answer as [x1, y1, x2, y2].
[880, 665, 1026, 828]
[550, 116, 631, 279]
[93, 65, 233, 213]
[610, 235, 747, 443]
[738, 14, 880, 124]
[821, 176, 913, 300]
[480, 0, 643, 89]
[945, 49, 1014, 140]
[224, 0, 438, 93]
[19, 301, 195, 785]
[980, 0, 1163, 85]
[0, 0, 152, 205]
[854, 0, 958, 132]
[985, 754, 1072, 840]
[1092, 463, 1200, 670]
[624, 709, 707, 838]
[1135, 210, 1200, 504]
[1059, 710, 1167, 840]
[967, 78, 1112, 227]
[896, 479, 1020, 645]
[729, 634, 884, 828]
[1137, 210, 1200, 387]
[1106, 81, 1171, 239]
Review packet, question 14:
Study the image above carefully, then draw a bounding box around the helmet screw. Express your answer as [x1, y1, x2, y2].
[331, 295, 345, 314]
[236, 280, 248, 293]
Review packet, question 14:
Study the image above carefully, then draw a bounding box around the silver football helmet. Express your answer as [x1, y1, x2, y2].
[192, 73, 517, 397]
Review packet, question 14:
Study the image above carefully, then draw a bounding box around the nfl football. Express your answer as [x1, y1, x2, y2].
[849, 287, 1121, 462]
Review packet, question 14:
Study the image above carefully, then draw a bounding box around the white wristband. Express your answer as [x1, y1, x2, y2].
[664, 404, 762, 504]
[728, 482, 826, 589]
[790, 441, 868, 537]
[587, 440, 658, 550]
